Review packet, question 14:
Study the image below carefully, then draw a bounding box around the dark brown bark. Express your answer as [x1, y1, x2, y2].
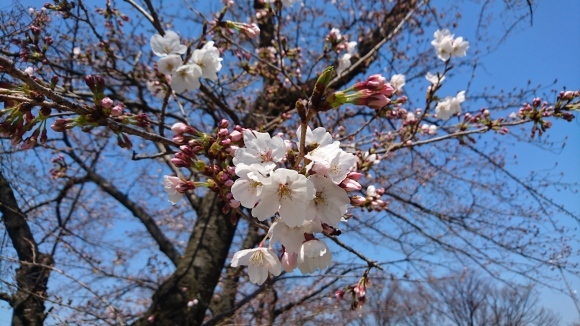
[133, 191, 237, 326]
[0, 171, 53, 326]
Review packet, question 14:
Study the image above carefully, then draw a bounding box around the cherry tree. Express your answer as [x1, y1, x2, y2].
[0, 0, 578, 324]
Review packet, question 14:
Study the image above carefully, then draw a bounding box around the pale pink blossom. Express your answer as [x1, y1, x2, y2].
[150, 30, 188, 57]
[171, 64, 202, 93]
[390, 74, 405, 93]
[157, 55, 183, 75]
[435, 91, 466, 120]
[281, 251, 298, 272]
[298, 239, 332, 274]
[251, 168, 315, 227]
[189, 41, 222, 81]
[230, 247, 282, 285]
[233, 130, 286, 171]
[164, 175, 183, 204]
[306, 175, 349, 227]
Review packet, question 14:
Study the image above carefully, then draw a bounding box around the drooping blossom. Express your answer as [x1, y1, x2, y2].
[230, 247, 282, 285]
[435, 91, 466, 120]
[298, 239, 332, 274]
[150, 30, 188, 57]
[268, 221, 307, 254]
[164, 175, 184, 204]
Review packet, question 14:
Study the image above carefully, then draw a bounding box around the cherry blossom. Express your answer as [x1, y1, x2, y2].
[157, 55, 183, 75]
[251, 168, 315, 227]
[150, 30, 187, 57]
[163, 175, 183, 204]
[425, 71, 445, 85]
[336, 41, 357, 76]
[230, 247, 282, 285]
[232, 130, 286, 171]
[230, 165, 265, 208]
[267, 221, 307, 254]
[390, 74, 405, 93]
[306, 175, 349, 227]
[189, 41, 223, 81]
[431, 29, 469, 61]
[171, 64, 202, 93]
[435, 90, 466, 120]
[298, 239, 332, 274]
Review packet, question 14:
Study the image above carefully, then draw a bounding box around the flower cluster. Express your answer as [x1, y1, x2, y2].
[435, 90, 466, 120]
[150, 31, 222, 93]
[229, 126, 360, 284]
[431, 29, 469, 62]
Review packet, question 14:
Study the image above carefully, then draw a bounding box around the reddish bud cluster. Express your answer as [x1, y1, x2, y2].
[335, 271, 370, 310]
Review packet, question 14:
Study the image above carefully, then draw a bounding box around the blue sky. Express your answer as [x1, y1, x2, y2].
[447, 0, 580, 323]
[1, 0, 579, 324]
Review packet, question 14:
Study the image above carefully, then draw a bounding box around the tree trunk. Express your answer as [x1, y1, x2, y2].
[0, 171, 53, 326]
[134, 191, 236, 326]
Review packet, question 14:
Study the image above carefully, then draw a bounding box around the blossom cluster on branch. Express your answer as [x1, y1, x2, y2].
[150, 31, 223, 93]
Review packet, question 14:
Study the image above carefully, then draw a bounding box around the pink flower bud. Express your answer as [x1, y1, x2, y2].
[219, 119, 229, 128]
[367, 94, 390, 109]
[379, 84, 395, 97]
[428, 125, 437, 135]
[281, 252, 298, 272]
[218, 128, 229, 138]
[241, 23, 260, 39]
[111, 104, 124, 116]
[562, 91, 574, 100]
[101, 97, 113, 109]
[346, 171, 363, 181]
[352, 74, 386, 92]
[170, 158, 188, 167]
[229, 130, 242, 141]
[340, 178, 362, 191]
[173, 135, 186, 145]
[171, 122, 189, 134]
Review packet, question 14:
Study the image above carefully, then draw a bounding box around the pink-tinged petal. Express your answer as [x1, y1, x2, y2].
[281, 252, 298, 272]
